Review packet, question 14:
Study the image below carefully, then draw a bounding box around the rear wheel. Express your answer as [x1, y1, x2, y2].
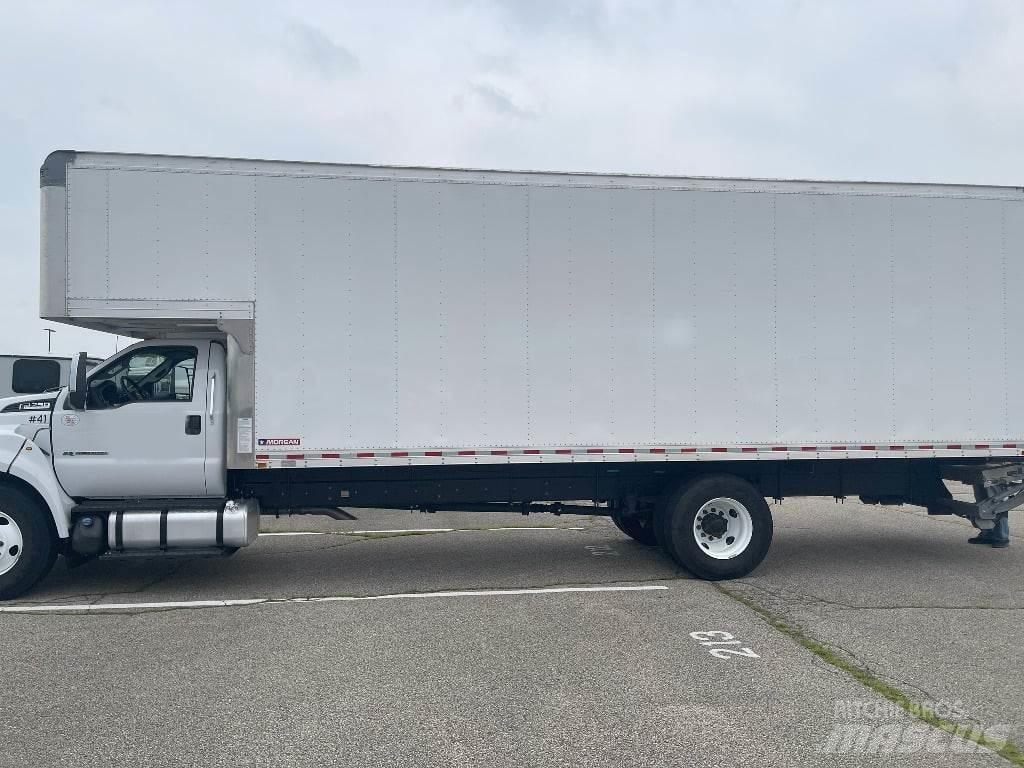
[0, 486, 59, 600]
[655, 475, 773, 579]
[610, 507, 659, 545]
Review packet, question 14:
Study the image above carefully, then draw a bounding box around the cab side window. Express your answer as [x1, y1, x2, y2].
[85, 347, 198, 409]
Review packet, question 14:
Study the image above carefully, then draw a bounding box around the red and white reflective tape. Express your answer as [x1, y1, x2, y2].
[253, 442, 1024, 466]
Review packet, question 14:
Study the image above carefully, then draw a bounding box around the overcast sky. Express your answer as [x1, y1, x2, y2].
[1, 0, 1022, 358]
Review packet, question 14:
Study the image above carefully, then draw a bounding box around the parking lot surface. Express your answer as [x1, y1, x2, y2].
[2, 495, 1021, 767]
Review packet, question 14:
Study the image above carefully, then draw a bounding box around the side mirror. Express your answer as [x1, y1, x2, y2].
[67, 352, 88, 410]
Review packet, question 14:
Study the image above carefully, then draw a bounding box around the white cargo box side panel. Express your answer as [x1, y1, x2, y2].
[653, 190, 779, 443]
[66, 166, 256, 303]
[254, 175, 399, 449]
[527, 185, 574, 444]
[1008, 201, 1024, 398]
[251, 172, 1024, 454]
[255, 177, 539, 450]
[567, 186, 655, 445]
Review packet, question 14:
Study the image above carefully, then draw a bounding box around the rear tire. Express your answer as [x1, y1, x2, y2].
[0, 485, 59, 600]
[655, 475, 773, 579]
[610, 508, 659, 546]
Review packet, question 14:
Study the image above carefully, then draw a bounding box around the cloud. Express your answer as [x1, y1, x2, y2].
[286, 20, 359, 79]
[466, 82, 538, 119]
[484, 0, 610, 40]
[0, 0, 1022, 355]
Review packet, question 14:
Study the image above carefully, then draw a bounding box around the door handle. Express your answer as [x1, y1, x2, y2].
[208, 373, 216, 422]
[186, 414, 202, 435]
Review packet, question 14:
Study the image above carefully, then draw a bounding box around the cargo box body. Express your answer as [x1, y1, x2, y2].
[40, 151, 1024, 470]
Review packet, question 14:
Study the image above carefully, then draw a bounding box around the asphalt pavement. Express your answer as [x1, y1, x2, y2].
[2, 493, 1021, 767]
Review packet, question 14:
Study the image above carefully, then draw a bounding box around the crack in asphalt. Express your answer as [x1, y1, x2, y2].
[17, 561, 191, 607]
[715, 582, 1024, 765]
[826, 604, 1023, 611]
[722, 581, 934, 693]
[247, 534, 379, 558]
[731, 578, 859, 611]
[249, 525, 597, 556]
[731, 577, 1021, 612]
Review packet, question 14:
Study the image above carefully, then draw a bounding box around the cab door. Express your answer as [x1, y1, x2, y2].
[52, 343, 210, 498]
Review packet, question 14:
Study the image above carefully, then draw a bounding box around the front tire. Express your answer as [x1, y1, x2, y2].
[655, 475, 773, 579]
[0, 485, 59, 600]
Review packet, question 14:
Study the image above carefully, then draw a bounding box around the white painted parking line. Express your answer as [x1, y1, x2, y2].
[0, 599, 267, 612]
[260, 528, 454, 535]
[0, 585, 668, 613]
[306, 585, 666, 602]
[349, 528, 455, 534]
[259, 526, 586, 536]
[485, 526, 587, 531]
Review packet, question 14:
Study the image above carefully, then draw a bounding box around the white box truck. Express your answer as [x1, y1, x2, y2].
[0, 150, 1021, 598]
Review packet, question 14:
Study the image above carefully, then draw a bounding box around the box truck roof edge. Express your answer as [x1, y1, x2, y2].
[39, 148, 1024, 197]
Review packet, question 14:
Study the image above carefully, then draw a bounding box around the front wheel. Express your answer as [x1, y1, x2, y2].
[0, 485, 59, 600]
[655, 475, 773, 579]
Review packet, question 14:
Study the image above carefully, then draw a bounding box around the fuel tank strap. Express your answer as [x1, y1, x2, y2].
[159, 509, 169, 550]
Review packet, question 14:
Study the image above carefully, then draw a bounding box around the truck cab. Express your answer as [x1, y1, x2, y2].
[0, 337, 257, 600]
[49, 338, 226, 498]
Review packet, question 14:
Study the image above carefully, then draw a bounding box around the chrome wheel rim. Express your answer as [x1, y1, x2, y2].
[0, 510, 24, 576]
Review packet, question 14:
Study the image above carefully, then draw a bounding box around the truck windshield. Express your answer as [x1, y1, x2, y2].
[85, 346, 197, 409]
